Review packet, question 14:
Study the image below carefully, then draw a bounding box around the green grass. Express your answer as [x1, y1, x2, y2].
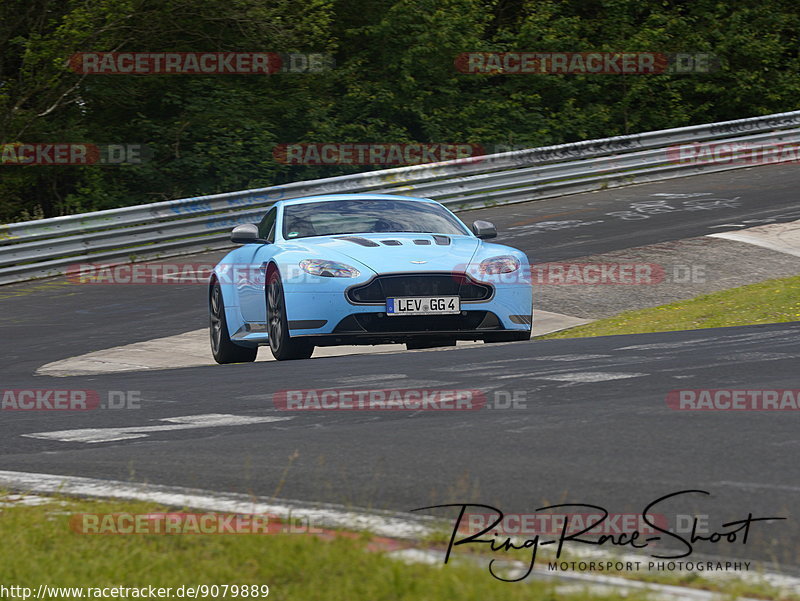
[0, 494, 638, 601]
[540, 274, 800, 339]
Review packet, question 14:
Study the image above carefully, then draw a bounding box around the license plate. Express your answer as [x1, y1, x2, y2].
[386, 296, 460, 316]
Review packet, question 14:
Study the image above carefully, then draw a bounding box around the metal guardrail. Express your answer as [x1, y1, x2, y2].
[2, 110, 800, 285]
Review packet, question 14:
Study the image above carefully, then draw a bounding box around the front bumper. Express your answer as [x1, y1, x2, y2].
[296, 310, 509, 346]
[281, 273, 531, 344]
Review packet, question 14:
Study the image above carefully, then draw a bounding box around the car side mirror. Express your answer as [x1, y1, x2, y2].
[230, 223, 261, 244]
[471, 220, 497, 239]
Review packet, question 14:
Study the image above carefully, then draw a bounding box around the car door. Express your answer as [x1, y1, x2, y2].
[238, 207, 278, 323]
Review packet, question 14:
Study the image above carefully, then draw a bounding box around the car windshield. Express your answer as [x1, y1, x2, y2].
[281, 199, 470, 239]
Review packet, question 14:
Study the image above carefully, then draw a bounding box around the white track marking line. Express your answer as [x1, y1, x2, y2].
[334, 374, 410, 384]
[651, 193, 713, 198]
[0, 494, 54, 507]
[709, 231, 800, 258]
[531, 371, 647, 383]
[0, 470, 432, 539]
[530, 354, 612, 361]
[714, 481, 800, 493]
[156, 270, 210, 278]
[21, 414, 293, 443]
[618, 329, 793, 352]
[708, 218, 800, 258]
[617, 338, 719, 350]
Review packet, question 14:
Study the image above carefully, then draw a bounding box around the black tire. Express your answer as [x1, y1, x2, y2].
[267, 270, 315, 361]
[210, 280, 258, 364]
[406, 339, 457, 350]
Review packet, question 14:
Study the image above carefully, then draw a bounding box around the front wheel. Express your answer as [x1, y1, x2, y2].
[267, 270, 314, 361]
[210, 281, 258, 364]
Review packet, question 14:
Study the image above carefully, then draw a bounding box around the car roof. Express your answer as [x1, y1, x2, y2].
[276, 194, 439, 208]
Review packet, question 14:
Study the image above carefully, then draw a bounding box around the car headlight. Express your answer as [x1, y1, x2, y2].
[479, 255, 520, 274]
[299, 259, 360, 278]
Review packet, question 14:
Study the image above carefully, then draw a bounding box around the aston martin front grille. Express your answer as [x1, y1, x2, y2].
[347, 273, 492, 304]
[333, 311, 501, 333]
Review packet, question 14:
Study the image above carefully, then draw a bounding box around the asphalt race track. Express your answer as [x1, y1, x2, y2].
[2, 163, 800, 569]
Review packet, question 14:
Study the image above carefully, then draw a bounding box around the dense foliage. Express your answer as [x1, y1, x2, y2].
[1, 0, 798, 221]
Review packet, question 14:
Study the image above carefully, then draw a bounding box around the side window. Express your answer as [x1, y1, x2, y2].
[257, 208, 277, 242]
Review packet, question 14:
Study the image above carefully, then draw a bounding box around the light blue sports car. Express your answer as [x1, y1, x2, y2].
[209, 194, 532, 362]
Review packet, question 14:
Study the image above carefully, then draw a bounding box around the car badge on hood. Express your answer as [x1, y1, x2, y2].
[410, 259, 427, 264]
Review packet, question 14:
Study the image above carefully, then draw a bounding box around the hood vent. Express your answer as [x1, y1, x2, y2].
[334, 236, 379, 247]
[413, 239, 431, 245]
[381, 239, 403, 246]
[432, 235, 451, 246]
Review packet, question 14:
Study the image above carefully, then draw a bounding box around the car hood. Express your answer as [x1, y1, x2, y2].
[292, 233, 482, 274]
